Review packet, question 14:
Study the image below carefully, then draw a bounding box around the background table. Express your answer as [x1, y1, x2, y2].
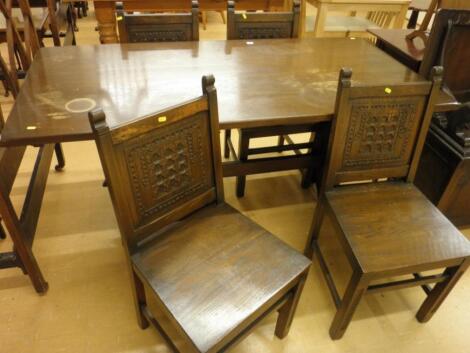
[301, 0, 410, 37]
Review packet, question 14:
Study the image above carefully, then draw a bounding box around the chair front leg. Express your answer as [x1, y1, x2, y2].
[416, 258, 470, 323]
[275, 271, 309, 339]
[329, 270, 369, 340]
[130, 268, 150, 329]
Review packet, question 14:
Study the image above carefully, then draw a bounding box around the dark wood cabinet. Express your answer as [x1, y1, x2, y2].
[415, 121, 470, 227]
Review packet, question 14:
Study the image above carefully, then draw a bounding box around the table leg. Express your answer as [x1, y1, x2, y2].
[393, 4, 408, 29]
[54, 143, 66, 171]
[94, 1, 119, 44]
[0, 144, 54, 294]
[299, 0, 306, 37]
[407, 9, 419, 29]
[313, 3, 327, 38]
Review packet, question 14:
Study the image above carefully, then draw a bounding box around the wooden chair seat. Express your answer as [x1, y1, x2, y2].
[133, 202, 310, 352]
[325, 182, 470, 274]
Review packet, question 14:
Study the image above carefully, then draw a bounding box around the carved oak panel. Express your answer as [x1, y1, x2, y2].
[235, 23, 292, 39]
[342, 97, 422, 170]
[123, 112, 214, 225]
[128, 25, 191, 42]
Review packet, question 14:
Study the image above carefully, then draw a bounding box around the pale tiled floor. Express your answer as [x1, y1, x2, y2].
[0, 5, 469, 353]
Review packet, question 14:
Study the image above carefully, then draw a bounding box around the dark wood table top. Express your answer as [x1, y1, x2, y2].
[0, 38, 457, 146]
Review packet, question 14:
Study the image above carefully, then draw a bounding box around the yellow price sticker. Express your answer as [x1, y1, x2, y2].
[158, 116, 167, 123]
[385, 87, 392, 94]
[26, 126, 37, 130]
[117, 16, 123, 21]
[242, 13, 247, 19]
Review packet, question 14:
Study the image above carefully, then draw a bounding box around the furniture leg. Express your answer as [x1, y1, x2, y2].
[54, 143, 65, 171]
[416, 258, 470, 323]
[236, 129, 250, 197]
[313, 3, 328, 37]
[407, 9, 419, 29]
[329, 271, 369, 340]
[131, 268, 150, 329]
[201, 11, 207, 30]
[219, 10, 226, 24]
[275, 271, 308, 338]
[0, 221, 6, 239]
[300, 131, 317, 188]
[393, 4, 408, 29]
[0, 186, 48, 294]
[277, 135, 285, 147]
[224, 129, 231, 158]
[94, 1, 119, 43]
[304, 201, 325, 258]
[298, 0, 306, 37]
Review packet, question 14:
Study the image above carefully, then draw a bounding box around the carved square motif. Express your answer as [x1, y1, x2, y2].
[123, 113, 214, 224]
[237, 23, 292, 39]
[342, 97, 422, 170]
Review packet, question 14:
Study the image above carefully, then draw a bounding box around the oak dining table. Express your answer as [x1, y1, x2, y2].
[1, 38, 457, 147]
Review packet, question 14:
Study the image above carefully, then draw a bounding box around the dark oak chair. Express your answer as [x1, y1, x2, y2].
[304, 67, 470, 340]
[89, 75, 310, 352]
[227, 0, 300, 39]
[116, 0, 199, 43]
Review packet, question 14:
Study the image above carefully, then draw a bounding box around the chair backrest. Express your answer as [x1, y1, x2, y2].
[227, 0, 300, 40]
[89, 75, 224, 252]
[319, 67, 442, 192]
[116, 0, 199, 43]
[419, 9, 470, 102]
[366, 11, 394, 28]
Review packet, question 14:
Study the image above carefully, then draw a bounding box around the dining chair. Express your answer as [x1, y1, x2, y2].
[89, 75, 311, 352]
[304, 67, 470, 340]
[116, 0, 199, 43]
[227, 0, 300, 39]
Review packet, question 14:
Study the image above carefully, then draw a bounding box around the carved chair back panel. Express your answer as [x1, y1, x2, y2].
[117, 111, 215, 226]
[117, 1, 199, 43]
[124, 17, 195, 43]
[227, 0, 300, 39]
[322, 69, 441, 189]
[91, 89, 222, 250]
